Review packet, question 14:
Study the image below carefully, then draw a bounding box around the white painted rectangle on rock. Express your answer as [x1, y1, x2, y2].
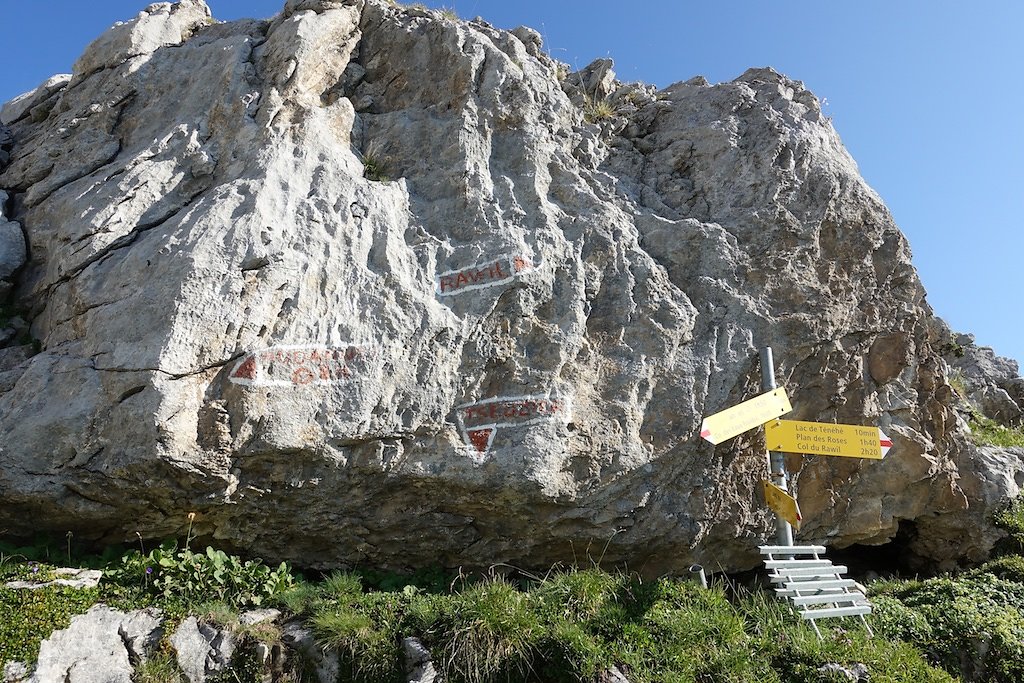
[456, 393, 571, 459]
[436, 254, 533, 296]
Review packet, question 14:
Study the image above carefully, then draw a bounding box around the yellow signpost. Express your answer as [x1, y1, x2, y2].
[699, 387, 792, 445]
[762, 480, 802, 530]
[698, 349, 892, 553]
[765, 419, 892, 459]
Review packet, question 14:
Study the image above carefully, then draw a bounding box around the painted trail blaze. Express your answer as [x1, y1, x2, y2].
[456, 394, 570, 458]
[436, 254, 533, 295]
[229, 345, 368, 387]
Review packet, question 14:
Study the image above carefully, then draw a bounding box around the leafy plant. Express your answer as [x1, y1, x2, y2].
[105, 541, 294, 609]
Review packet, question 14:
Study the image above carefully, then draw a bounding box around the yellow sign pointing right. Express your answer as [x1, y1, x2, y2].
[700, 387, 792, 445]
[765, 419, 892, 459]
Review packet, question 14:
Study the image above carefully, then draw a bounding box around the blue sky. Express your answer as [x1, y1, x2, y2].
[2, 1, 1021, 367]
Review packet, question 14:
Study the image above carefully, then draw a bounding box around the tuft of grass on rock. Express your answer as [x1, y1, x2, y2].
[583, 96, 617, 123]
[311, 590, 407, 683]
[419, 577, 542, 683]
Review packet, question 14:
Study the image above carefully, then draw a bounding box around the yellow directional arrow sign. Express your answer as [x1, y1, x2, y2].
[765, 419, 892, 459]
[762, 480, 801, 530]
[700, 387, 792, 445]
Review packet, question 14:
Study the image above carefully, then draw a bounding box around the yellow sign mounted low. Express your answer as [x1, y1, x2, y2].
[765, 419, 892, 459]
[762, 480, 802, 530]
[699, 387, 792, 445]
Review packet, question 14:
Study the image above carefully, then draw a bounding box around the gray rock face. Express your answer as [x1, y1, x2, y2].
[280, 621, 339, 683]
[170, 616, 236, 683]
[0, 0, 1020, 574]
[940, 323, 1024, 427]
[403, 636, 439, 683]
[0, 76, 71, 127]
[3, 661, 29, 683]
[4, 567, 102, 590]
[27, 605, 162, 683]
[0, 190, 25, 298]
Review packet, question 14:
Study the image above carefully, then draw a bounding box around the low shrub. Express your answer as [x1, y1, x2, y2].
[0, 578, 100, 665]
[872, 570, 1024, 681]
[982, 555, 1024, 584]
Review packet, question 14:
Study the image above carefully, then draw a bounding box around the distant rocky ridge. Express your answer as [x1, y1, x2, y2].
[0, 0, 1021, 575]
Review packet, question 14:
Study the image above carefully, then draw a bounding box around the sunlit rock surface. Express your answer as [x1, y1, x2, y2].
[0, 0, 1020, 574]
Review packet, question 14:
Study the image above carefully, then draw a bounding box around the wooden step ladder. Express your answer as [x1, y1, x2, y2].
[759, 545, 873, 638]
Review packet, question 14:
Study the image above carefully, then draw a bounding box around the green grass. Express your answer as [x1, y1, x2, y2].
[970, 414, 1024, 448]
[361, 153, 390, 182]
[3, 544, 1024, 681]
[134, 650, 187, 683]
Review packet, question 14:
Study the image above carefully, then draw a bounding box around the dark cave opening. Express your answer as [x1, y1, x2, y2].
[822, 520, 929, 580]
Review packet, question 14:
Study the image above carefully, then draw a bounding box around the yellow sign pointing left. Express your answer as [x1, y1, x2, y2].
[700, 387, 792, 445]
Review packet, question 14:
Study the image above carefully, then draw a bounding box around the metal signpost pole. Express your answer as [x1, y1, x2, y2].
[760, 346, 794, 547]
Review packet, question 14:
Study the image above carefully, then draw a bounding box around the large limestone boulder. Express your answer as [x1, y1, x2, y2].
[26, 605, 162, 683]
[0, 0, 1020, 573]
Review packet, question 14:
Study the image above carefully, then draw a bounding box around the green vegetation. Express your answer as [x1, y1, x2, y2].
[0, 582, 101, 664]
[360, 153, 389, 182]
[871, 570, 1024, 681]
[272, 567, 960, 683]
[3, 536, 1024, 681]
[969, 414, 1024, 448]
[106, 541, 294, 609]
[134, 650, 186, 683]
[947, 369, 968, 399]
[994, 497, 1024, 554]
[943, 365, 1024, 449]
